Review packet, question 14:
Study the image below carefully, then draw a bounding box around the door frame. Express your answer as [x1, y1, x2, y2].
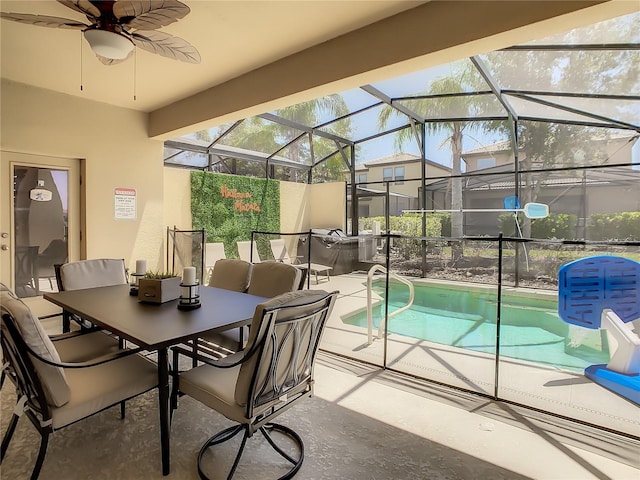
[1, 151, 82, 294]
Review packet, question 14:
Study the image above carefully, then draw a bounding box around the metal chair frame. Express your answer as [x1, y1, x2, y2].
[175, 290, 337, 480]
[0, 309, 151, 480]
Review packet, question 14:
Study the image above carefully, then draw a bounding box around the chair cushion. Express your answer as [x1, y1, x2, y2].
[179, 353, 246, 423]
[0, 286, 71, 407]
[246, 262, 301, 298]
[53, 331, 120, 362]
[209, 259, 252, 292]
[59, 259, 127, 291]
[51, 353, 158, 429]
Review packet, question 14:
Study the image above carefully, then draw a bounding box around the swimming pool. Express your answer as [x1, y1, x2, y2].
[342, 280, 610, 372]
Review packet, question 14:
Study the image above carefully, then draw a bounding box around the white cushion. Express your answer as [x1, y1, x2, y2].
[59, 259, 127, 291]
[51, 354, 157, 429]
[0, 286, 70, 407]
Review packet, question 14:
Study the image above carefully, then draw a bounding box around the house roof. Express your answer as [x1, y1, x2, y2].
[462, 133, 638, 157]
[355, 153, 451, 172]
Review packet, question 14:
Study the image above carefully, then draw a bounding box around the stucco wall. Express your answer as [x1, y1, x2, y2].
[1, 78, 345, 278]
[163, 167, 192, 231]
[1, 79, 165, 273]
[309, 182, 346, 230]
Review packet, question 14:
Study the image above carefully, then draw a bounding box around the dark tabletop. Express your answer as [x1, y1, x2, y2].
[44, 285, 267, 350]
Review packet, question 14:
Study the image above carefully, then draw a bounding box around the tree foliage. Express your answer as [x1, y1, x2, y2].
[192, 95, 353, 182]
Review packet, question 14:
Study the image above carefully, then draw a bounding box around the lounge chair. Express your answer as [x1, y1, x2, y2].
[270, 238, 332, 284]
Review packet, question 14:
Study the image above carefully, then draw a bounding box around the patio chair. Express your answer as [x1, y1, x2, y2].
[55, 259, 128, 332]
[270, 238, 332, 284]
[237, 240, 261, 263]
[204, 242, 226, 284]
[208, 259, 252, 293]
[0, 283, 121, 389]
[36, 239, 68, 290]
[246, 261, 302, 298]
[173, 261, 302, 385]
[15, 245, 40, 296]
[199, 259, 253, 355]
[0, 287, 158, 480]
[175, 289, 337, 480]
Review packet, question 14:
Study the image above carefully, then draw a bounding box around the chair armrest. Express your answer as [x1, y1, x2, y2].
[49, 330, 93, 342]
[58, 348, 143, 368]
[172, 343, 249, 369]
[23, 341, 143, 369]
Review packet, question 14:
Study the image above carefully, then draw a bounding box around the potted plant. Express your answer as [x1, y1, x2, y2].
[138, 271, 181, 304]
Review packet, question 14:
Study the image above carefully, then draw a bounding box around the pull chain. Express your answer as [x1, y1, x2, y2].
[80, 32, 84, 92]
[133, 48, 137, 101]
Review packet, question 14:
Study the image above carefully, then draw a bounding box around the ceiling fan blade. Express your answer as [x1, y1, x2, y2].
[0, 12, 88, 30]
[114, 1, 190, 30]
[56, 0, 101, 20]
[131, 30, 200, 64]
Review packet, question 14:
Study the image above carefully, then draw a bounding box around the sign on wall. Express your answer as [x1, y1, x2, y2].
[190, 171, 280, 247]
[114, 187, 137, 220]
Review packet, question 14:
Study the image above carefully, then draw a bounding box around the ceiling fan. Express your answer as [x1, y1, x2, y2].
[1, 0, 201, 65]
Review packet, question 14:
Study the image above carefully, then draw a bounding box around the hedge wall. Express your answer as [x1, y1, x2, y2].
[589, 212, 640, 241]
[499, 211, 640, 240]
[499, 212, 577, 239]
[190, 171, 280, 258]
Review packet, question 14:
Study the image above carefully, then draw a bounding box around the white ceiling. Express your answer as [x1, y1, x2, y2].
[3, 1, 637, 138]
[0, 0, 425, 112]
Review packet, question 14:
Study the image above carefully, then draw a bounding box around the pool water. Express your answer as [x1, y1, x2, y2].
[343, 281, 610, 372]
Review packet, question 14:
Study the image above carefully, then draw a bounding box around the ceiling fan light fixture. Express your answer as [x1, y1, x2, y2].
[83, 29, 133, 60]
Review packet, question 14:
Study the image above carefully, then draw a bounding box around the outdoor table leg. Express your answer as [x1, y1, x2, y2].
[158, 347, 170, 475]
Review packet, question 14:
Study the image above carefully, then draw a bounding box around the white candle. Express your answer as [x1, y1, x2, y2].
[182, 266, 196, 285]
[135, 259, 147, 275]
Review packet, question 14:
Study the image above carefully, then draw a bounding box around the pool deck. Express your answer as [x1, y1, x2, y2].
[318, 272, 640, 438]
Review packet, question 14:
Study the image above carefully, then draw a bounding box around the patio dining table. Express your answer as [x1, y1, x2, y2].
[44, 284, 267, 476]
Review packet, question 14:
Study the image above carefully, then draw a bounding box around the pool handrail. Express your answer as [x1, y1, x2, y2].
[367, 265, 415, 345]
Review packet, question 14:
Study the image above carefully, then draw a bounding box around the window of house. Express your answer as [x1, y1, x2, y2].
[477, 158, 496, 169]
[357, 173, 367, 184]
[394, 166, 405, 185]
[382, 167, 393, 182]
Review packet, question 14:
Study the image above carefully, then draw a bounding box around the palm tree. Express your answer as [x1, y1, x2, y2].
[269, 95, 352, 182]
[189, 94, 352, 181]
[378, 62, 501, 262]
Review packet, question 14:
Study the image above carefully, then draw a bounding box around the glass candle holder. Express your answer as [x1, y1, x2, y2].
[129, 273, 145, 295]
[178, 282, 201, 310]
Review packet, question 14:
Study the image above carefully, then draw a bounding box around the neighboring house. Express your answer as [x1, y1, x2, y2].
[348, 135, 639, 238]
[462, 133, 638, 173]
[456, 133, 640, 236]
[350, 153, 451, 218]
[461, 140, 513, 172]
